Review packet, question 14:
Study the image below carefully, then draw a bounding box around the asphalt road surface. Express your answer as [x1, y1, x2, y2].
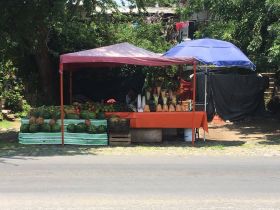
[0, 155, 280, 210]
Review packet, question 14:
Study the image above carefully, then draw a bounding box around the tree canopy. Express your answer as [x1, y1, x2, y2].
[0, 0, 173, 105]
[186, 0, 280, 71]
[0, 0, 279, 109]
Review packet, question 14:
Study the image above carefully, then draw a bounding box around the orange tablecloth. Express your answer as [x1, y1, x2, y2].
[105, 112, 208, 132]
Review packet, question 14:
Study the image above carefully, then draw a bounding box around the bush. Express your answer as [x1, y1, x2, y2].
[3, 90, 23, 112]
[0, 60, 30, 114]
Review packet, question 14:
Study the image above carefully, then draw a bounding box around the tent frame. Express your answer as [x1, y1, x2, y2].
[59, 44, 200, 146]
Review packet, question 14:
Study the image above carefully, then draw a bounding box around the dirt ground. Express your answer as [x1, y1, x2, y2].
[204, 117, 280, 143]
[0, 117, 280, 156]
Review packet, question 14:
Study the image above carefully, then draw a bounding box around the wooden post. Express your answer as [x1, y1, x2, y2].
[192, 61, 197, 146]
[60, 64, 65, 146]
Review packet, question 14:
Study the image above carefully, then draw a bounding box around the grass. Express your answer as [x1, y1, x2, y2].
[0, 120, 16, 129]
[208, 144, 225, 150]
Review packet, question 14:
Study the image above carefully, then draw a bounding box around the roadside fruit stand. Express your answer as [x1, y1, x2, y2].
[59, 42, 207, 145]
[19, 42, 208, 146]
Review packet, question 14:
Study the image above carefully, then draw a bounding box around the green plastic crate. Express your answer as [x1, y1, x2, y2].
[20, 118, 108, 145]
[19, 132, 108, 145]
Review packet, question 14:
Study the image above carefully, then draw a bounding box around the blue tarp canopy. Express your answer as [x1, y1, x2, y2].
[164, 38, 256, 70]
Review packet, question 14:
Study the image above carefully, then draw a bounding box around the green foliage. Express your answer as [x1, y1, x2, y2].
[0, 0, 181, 105]
[0, 60, 30, 113]
[2, 91, 23, 112]
[143, 66, 179, 91]
[142, 0, 177, 7]
[188, 0, 280, 71]
[0, 120, 14, 128]
[114, 22, 171, 53]
[0, 0, 120, 104]
[18, 101, 31, 118]
[114, 20, 176, 90]
[267, 22, 280, 65]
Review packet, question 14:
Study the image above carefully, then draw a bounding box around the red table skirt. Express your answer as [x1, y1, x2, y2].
[105, 112, 208, 132]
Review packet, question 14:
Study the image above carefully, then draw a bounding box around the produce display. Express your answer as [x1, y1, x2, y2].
[66, 121, 107, 134]
[29, 106, 61, 119]
[63, 102, 131, 119]
[108, 115, 130, 133]
[20, 88, 191, 135]
[20, 118, 61, 133]
[137, 88, 192, 112]
[20, 102, 114, 137]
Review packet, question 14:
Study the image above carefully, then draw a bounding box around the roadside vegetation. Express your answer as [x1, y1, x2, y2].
[0, 1, 279, 153]
[0, 0, 279, 110]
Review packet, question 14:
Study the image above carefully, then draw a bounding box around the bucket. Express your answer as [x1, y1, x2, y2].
[184, 129, 192, 142]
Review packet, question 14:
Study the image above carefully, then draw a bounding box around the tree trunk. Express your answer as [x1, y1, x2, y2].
[34, 43, 56, 105]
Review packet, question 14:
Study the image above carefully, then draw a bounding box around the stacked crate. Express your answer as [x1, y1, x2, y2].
[19, 119, 108, 146]
[108, 118, 131, 146]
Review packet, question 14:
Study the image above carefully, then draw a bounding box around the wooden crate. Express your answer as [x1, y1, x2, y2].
[109, 132, 131, 146]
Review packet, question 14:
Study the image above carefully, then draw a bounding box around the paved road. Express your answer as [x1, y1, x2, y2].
[0, 155, 280, 210]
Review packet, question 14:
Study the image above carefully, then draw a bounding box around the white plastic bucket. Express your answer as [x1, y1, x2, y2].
[184, 129, 192, 142]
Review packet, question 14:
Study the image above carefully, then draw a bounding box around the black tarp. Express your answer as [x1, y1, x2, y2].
[196, 72, 266, 121]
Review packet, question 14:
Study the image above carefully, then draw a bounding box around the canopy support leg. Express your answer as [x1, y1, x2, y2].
[192, 62, 197, 146]
[204, 67, 208, 142]
[60, 67, 65, 146]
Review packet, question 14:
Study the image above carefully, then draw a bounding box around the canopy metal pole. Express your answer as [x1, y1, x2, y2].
[60, 64, 65, 146]
[204, 66, 208, 142]
[192, 61, 197, 146]
[69, 71, 73, 104]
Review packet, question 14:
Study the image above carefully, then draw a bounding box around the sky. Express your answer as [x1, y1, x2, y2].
[114, 0, 130, 7]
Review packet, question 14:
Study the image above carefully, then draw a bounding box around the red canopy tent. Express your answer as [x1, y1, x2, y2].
[59, 42, 199, 145]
